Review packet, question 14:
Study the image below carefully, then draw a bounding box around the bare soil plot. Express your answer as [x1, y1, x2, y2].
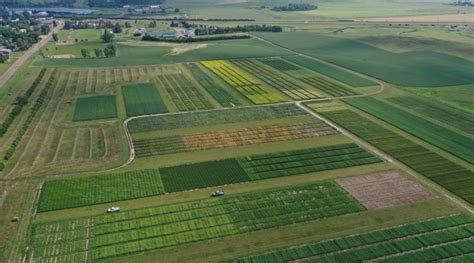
[337, 171, 436, 210]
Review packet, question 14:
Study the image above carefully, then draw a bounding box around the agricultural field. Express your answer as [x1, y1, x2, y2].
[345, 97, 474, 163]
[1, 2, 474, 263]
[156, 71, 214, 111]
[258, 57, 359, 97]
[235, 214, 474, 262]
[257, 32, 474, 87]
[307, 102, 474, 205]
[36, 142, 381, 211]
[132, 121, 337, 157]
[27, 181, 366, 262]
[201, 60, 285, 104]
[72, 95, 117, 122]
[128, 104, 307, 133]
[232, 59, 321, 100]
[122, 83, 168, 116]
[387, 96, 474, 135]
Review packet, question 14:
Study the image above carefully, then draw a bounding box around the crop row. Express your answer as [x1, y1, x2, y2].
[29, 181, 365, 262]
[0, 68, 46, 137]
[238, 143, 381, 180]
[258, 57, 358, 97]
[157, 73, 213, 111]
[201, 60, 285, 104]
[345, 97, 473, 163]
[128, 104, 307, 133]
[37, 142, 379, 212]
[234, 214, 474, 263]
[133, 121, 337, 157]
[4, 69, 58, 161]
[232, 59, 320, 100]
[308, 103, 474, 205]
[387, 96, 474, 135]
[184, 63, 242, 107]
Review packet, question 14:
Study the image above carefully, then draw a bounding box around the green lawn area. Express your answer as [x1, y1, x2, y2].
[35, 38, 293, 67]
[73, 95, 118, 122]
[257, 32, 474, 87]
[122, 83, 168, 116]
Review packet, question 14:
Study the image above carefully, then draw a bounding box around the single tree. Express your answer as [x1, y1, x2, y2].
[94, 48, 103, 57]
[101, 30, 114, 43]
[81, 49, 90, 58]
[52, 33, 59, 42]
[113, 22, 122, 34]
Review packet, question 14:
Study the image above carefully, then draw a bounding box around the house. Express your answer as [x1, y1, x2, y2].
[184, 28, 195, 37]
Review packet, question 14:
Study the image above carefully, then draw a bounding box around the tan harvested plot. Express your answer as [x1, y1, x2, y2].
[337, 171, 436, 210]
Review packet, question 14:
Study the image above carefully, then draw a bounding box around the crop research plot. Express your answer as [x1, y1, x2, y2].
[201, 60, 285, 104]
[3, 3, 474, 263]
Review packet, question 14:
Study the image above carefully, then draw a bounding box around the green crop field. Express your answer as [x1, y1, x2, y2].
[156, 72, 214, 111]
[258, 57, 358, 97]
[28, 181, 365, 262]
[257, 32, 474, 87]
[308, 103, 474, 205]
[235, 214, 474, 262]
[72, 95, 117, 122]
[121, 83, 168, 116]
[160, 159, 250, 192]
[387, 96, 474, 135]
[35, 38, 293, 68]
[283, 55, 375, 87]
[38, 169, 164, 212]
[345, 97, 474, 163]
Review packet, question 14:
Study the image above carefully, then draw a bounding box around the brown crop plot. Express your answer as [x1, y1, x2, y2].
[133, 121, 338, 157]
[337, 171, 436, 210]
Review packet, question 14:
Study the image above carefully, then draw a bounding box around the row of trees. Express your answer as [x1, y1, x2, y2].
[142, 34, 251, 43]
[80, 44, 117, 58]
[271, 3, 318, 11]
[190, 24, 283, 35]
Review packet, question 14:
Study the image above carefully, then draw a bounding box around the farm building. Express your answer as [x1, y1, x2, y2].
[148, 30, 177, 38]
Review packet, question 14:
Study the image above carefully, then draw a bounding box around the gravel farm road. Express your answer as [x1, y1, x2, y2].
[0, 21, 63, 89]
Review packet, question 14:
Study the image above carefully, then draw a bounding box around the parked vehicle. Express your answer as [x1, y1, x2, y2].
[211, 191, 224, 197]
[107, 207, 120, 213]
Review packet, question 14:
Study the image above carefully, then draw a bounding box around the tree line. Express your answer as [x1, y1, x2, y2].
[142, 34, 251, 43]
[271, 3, 318, 11]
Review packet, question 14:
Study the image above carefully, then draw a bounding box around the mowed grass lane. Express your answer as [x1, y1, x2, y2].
[121, 83, 168, 116]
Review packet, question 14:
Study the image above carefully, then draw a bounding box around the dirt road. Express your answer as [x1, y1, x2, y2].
[0, 21, 63, 89]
